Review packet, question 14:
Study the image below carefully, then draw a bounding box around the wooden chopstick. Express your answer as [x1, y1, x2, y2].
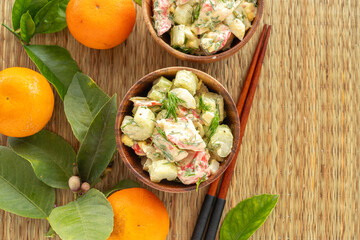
[191, 24, 271, 240]
[218, 25, 272, 200]
[205, 25, 272, 240]
[209, 24, 268, 196]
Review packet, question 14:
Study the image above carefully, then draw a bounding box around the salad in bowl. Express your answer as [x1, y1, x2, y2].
[116, 67, 240, 192]
[153, 0, 259, 55]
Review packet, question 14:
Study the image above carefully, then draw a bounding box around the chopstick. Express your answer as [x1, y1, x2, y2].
[191, 24, 268, 240]
[205, 25, 271, 240]
[191, 24, 272, 240]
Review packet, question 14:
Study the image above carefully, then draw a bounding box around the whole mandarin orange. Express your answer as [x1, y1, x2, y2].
[0, 67, 54, 137]
[66, 0, 136, 49]
[107, 188, 169, 240]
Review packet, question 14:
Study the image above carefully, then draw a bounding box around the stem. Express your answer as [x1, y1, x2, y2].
[74, 193, 78, 201]
[72, 163, 79, 176]
[2, 23, 22, 40]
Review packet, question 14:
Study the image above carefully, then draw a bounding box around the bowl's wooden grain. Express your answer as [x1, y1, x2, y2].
[115, 67, 240, 193]
[143, 0, 264, 63]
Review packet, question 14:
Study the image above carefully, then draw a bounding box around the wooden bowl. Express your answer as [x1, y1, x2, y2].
[115, 67, 240, 193]
[143, 0, 264, 63]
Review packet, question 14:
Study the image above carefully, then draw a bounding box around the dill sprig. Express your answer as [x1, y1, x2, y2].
[173, 45, 197, 54]
[121, 118, 138, 129]
[192, 3, 201, 22]
[161, 92, 184, 121]
[199, 95, 211, 112]
[207, 111, 220, 141]
[153, 141, 174, 161]
[156, 126, 168, 141]
[196, 173, 208, 192]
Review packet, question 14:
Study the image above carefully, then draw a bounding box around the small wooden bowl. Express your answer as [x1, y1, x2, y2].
[115, 67, 240, 193]
[143, 0, 264, 63]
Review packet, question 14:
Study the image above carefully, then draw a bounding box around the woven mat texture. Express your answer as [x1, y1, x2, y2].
[1, 0, 360, 239]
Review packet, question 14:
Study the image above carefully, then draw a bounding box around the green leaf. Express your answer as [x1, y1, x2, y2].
[20, 11, 35, 43]
[64, 72, 110, 142]
[48, 189, 114, 240]
[220, 194, 279, 240]
[45, 227, 56, 238]
[24, 45, 81, 100]
[12, 0, 48, 30]
[8, 130, 76, 189]
[34, 0, 69, 34]
[104, 179, 140, 197]
[77, 95, 117, 186]
[134, 0, 142, 6]
[0, 146, 55, 219]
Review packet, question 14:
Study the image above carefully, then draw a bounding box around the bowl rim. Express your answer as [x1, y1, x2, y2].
[115, 67, 240, 193]
[142, 0, 264, 63]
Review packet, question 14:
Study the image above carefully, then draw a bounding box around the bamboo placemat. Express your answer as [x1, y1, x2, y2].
[1, 0, 359, 239]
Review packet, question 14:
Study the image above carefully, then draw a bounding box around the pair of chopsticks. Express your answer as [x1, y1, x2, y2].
[191, 24, 272, 240]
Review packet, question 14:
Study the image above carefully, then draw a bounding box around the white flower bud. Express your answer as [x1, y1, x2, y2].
[68, 176, 81, 192]
[81, 182, 91, 193]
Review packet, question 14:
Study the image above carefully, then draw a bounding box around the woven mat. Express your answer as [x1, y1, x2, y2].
[1, 0, 359, 239]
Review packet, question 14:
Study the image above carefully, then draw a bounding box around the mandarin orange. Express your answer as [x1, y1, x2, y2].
[107, 188, 169, 240]
[0, 67, 54, 137]
[66, 0, 136, 49]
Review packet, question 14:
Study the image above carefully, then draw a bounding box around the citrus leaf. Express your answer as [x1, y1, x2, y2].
[0, 146, 55, 219]
[45, 227, 56, 238]
[220, 194, 279, 240]
[104, 179, 140, 197]
[33, 0, 69, 34]
[24, 44, 81, 100]
[134, 0, 142, 6]
[64, 72, 110, 143]
[77, 95, 117, 186]
[12, 0, 48, 30]
[20, 11, 35, 43]
[48, 189, 114, 240]
[8, 130, 76, 189]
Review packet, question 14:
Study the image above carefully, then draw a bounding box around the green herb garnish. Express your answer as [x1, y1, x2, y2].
[156, 126, 168, 141]
[169, 130, 181, 135]
[250, 0, 258, 7]
[161, 92, 184, 121]
[192, 3, 201, 22]
[174, 178, 182, 183]
[153, 141, 174, 161]
[185, 169, 196, 177]
[207, 111, 220, 141]
[121, 118, 138, 129]
[173, 45, 197, 54]
[199, 95, 211, 112]
[209, 0, 216, 10]
[196, 173, 208, 192]
[182, 141, 202, 146]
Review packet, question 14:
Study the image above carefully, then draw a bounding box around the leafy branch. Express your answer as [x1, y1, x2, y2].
[2, 23, 22, 41]
[3, 0, 69, 44]
[0, 1, 134, 239]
